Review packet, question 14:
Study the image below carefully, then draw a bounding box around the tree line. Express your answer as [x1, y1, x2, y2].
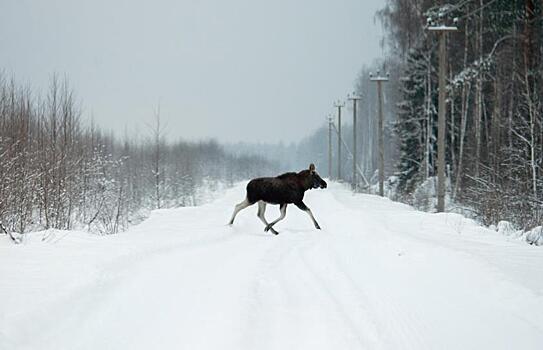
[263, 0, 542, 232]
[377, 0, 542, 229]
[0, 74, 277, 235]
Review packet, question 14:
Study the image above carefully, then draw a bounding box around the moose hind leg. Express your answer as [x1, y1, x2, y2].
[295, 201, 321, 230]
[265, 203, 287, 232]
[257, 201, 278, 235]
[229, 198, 252, 225]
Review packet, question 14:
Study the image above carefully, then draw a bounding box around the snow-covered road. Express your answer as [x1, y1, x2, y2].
[2, 183, 543, 349]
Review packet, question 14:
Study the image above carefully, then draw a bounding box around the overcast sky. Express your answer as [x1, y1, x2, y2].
[0, 0, 384, 143]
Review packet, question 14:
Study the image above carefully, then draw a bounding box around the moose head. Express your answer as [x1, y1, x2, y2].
[308, 163, 327, 189]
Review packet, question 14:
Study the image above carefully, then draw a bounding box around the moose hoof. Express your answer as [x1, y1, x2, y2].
[315, 225, 321, 230]
[264, 225, 279, 235]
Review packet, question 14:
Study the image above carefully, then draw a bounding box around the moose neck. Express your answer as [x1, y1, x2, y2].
[297, 171, 313, 192]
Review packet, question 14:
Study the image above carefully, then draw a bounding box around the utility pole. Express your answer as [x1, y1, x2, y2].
[348, 92, 362, 190]
[370, 70, 389, 197]
[327, 114, 333, 179]
[428, 19, 457, 212]
[334, 100, 345, 181]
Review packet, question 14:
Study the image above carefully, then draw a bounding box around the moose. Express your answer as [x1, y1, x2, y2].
[229, 163, 327, 235]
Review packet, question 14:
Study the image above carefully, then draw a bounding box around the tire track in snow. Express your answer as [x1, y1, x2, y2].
[324, 241, 430, 350]
[297, 240, 382, 349]
[306, 187, 431, 349]
[241, 230, 384, 349]
[4, 227, 245, 350]
[240, 233, 311, 349]
[4, 183, 543, 349]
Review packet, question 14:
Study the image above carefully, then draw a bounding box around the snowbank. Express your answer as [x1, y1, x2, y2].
[493, 220, 543, 246]
[526, 226, 543, 246]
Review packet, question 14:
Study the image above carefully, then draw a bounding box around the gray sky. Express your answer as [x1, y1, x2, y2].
[0, 0, 384, 143]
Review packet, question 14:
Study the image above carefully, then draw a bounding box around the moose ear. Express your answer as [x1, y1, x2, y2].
[309, 163, 315, 172]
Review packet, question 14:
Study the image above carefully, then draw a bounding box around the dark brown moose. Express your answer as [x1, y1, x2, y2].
[229, 163, 327, 235]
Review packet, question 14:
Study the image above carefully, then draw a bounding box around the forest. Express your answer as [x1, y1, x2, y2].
[0, 75, 276, 234]
[241, 0, 542, 232]
[384, 0, 542, 230]
[2, 0, 542, 236]
[3, 2, 543, 347]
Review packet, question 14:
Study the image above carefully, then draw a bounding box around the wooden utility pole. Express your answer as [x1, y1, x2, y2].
[334, 100, 345, 181]
[348, 93, 362, 190]
[429, 24, 457, 212]
[328, 115, 333, 179]
[370, 71, 389, 197]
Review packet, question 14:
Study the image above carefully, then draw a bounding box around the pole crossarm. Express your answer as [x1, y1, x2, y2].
[369, 77, 390, 81]
[428, 26, 458, 32]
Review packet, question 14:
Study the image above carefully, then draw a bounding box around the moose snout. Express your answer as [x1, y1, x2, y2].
[321, 181, 327, 189]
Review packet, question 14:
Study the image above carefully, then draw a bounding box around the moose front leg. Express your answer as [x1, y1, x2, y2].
[294, 201, 321, 230]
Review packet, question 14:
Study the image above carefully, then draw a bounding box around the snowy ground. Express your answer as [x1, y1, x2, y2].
[1, 182, 543, 350]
